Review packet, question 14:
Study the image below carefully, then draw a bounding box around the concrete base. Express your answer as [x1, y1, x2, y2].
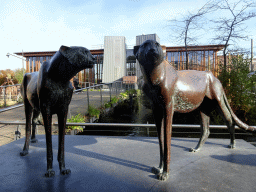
[1, 136, 256, 192]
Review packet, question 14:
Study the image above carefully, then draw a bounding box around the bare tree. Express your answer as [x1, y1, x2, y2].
[168, 0, 218, 69]
[212, 0, 256, 71]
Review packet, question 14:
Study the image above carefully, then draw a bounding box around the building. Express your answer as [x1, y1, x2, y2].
[15, 34, 225, 87]
[252, 58, 256, 71]
[135, 34, 161, 85]
[102, 36, 126, 83]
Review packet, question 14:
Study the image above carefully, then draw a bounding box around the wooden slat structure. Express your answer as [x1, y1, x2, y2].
[16, 49, 104, 85]
[15, 44, 225, 85]
[166, 45, 225, 77]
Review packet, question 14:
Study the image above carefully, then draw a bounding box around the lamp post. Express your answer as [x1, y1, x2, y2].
[6, 50, 25, 77]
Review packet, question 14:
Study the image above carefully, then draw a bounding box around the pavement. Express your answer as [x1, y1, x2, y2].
[0, 136, 256, 192]
[0, 90, 113, 146]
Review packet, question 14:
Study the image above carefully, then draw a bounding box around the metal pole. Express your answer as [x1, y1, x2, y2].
[115, 82, 117, 96]
[87, 88, 89, 110]
[109, 83, 112, 102]
[100, 85, 103, 106]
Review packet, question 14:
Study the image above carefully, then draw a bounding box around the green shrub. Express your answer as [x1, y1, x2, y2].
[110, 96, 119, 105]
[245, 107, 256, 125]
[104, 102, 111, 109]
[119, 92, 128, 100]
[125, 89, 141, 96]
[14, 69, 24, 84]
[88, 105, 100, 118]
[218, 55, 256, 124]
[66, 114, 85, 132]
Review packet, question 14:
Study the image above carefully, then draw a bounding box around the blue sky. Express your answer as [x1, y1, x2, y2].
[1, 0, 255, 70]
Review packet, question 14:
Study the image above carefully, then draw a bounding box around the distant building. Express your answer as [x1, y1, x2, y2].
[136, 33, 160, 45]
[252, 58, 256, 71]
[15, 34, 225, 87]
[135, 34, 161, 85]
[102, 36, 126, 83]
[217, 55, 256, 72]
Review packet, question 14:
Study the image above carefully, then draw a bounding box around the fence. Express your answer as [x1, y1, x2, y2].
[73, 81, 136, 111]
[0, 120, 254, 141]
[0, 81, 136, 111]
[1, 81, 255, 140]
[0, 80, 138, 140]
[0, 84, 22, 108]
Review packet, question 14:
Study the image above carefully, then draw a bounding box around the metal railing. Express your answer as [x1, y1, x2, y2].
[1, 121, 254, 129]
[0, 84, 22, 108]
[74, 81, 136, 110]
[2, 81, 255, 139]
[0, 81, 137, 114]
[0, 80, 137, 140]
[0, 120, 255, 140]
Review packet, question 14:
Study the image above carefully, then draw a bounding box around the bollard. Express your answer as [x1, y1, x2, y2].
[14, 125, 21, 140]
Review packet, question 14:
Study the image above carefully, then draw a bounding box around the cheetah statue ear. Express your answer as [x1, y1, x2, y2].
[59, 45, 71, 57]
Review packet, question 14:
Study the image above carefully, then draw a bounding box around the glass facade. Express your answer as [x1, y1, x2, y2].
[126, 49, 136, 76]
[22, 45, 222, 85]
[78, 54, 103, 85]
[167, 50, 218, 75]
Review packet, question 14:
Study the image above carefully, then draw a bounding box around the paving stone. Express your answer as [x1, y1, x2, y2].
[0, 136, 255, 191]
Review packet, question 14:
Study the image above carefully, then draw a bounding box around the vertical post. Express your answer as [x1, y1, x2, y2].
[177, 52, 180, 70]
[208, 51, 210, 71]
[68, 106, 71, 119]
[115, 82, 117, 96]
[109, 83, 112, 102]
[87, 88, 89, 111]
[3, 86, 6, 107]
[26, 58, 29, 73]
[215, 51, 217, 76]
[83, 69, 86, 85]
[14, 125, 21, 140]
[31, 58, 34, 72]
[100, 85, 103, 106]
[22, 50, 24, 77]
[251, 39, 254, 72]
[203, 51, 206, 71]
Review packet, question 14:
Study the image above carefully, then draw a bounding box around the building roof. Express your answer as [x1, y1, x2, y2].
[15, 49, 104, 57]
[15, 45, 225, 58]
[166, 45, 225, 52]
